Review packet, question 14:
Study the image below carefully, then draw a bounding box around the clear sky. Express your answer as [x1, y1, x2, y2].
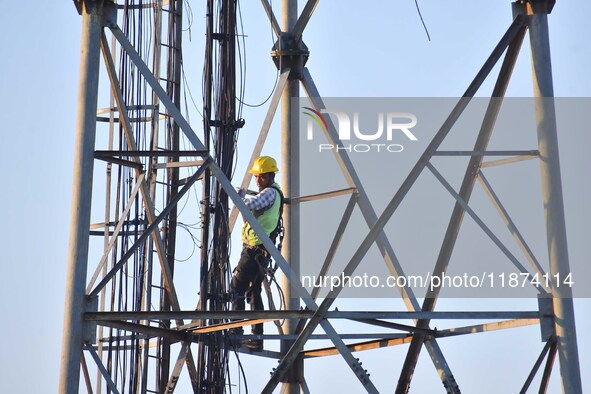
[0, 1, 589, 393]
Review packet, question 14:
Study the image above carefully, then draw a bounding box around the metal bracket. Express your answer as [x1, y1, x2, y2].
[537, 294, 555, 341]
[83, 296, 99, 345]
[103, 0, 118, 28]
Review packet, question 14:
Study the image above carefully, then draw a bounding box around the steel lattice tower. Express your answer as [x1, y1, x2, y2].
[60, 0, 582, 393]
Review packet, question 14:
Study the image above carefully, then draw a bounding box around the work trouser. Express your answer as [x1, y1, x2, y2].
[231, 245, 269, 334]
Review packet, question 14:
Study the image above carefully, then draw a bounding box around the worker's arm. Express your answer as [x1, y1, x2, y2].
[243, 187, 276, 211]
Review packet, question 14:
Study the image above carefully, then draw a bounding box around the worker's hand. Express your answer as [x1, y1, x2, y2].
[236, 187, 246, 198]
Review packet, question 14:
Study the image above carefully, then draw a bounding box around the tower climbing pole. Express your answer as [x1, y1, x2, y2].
[278, 0, 303, 392]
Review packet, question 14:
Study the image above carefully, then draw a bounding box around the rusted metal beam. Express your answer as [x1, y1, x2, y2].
[96, 320, 191, 342]
[303, 336, 414, 358]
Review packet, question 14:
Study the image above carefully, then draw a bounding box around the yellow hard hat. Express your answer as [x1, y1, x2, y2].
[249, 156, 278, 175]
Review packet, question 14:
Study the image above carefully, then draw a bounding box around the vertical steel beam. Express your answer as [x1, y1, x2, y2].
[60, 2, 103, 393]
[280, 0, 303, 390]
[527, 4, 582, 392]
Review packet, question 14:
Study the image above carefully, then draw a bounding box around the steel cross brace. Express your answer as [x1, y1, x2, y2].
[260, 0, 318, 43]
[477, 171, 548, 282]
[301, 70, 461, 391]
[395, 15, 528, 393]
[85, 345, 121, 394]
[426, 161, 549, 294]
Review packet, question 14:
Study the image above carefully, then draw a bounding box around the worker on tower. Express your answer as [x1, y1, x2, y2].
[229, 156, 284, 351]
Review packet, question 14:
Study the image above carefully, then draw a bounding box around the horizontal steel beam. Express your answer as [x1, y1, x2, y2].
[436, 318, 539, 338]
[94, 150, 205, 157]
[432, 150, 539, 156]
[86, 310, 541, 321]
[152, 160, 204, 169]
[239, 333, 411, 340]
[96, 320, 191, 342]
[288, 187, 356, 204]
[481, 154, 538, 168]
[94, 155, 144, 169]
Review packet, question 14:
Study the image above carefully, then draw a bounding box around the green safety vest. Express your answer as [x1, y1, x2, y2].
[241, 183, 282, 247]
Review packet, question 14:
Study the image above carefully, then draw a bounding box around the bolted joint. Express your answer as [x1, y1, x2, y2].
[271, 32, 309, 79]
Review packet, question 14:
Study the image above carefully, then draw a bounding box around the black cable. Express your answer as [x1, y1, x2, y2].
[235, 0, 279, 108]
[183, 0, 194, 37]
[236, 0, 246, 119]
[230, 348, 249, 394]
[174, 222, 199, 262]
[182, 66, 204, 118]
[236, 70, 279, 108]
[414, 0, 431, 41]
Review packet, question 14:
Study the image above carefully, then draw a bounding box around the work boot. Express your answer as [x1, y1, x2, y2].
[244, 338, 263, 351]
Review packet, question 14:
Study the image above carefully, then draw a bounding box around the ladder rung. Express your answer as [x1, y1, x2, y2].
[160, 42, 180, 51]
[159, 77, 180, 85]
[161, 8, 181, 15]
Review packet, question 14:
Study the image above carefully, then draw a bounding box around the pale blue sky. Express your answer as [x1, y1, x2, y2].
[0, 1, 589, 393]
